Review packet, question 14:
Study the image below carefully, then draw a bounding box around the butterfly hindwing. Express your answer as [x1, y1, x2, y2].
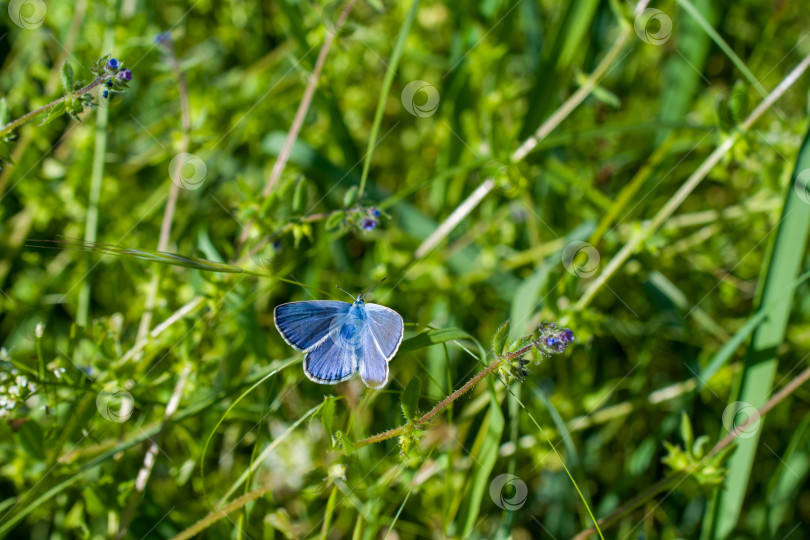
[274, 300, 351, 351]
[364, 303, 404, 358]
[304, 324, 358, 384]
[358, 328, 390, 388]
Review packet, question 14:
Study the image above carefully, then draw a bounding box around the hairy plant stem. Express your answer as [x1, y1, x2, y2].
[571, 363, 810, 540]
[0, 78, 103, 140]
[354, 341, 539, 448]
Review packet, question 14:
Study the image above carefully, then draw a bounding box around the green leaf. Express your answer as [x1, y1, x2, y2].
[61, 62, 74, 93]
[492, 320, 510, 356]
[0, 98, 7, 127]
[292, 177, 307, 213]
[508, 335, 533, 354]
[17, 421, 45, 461]
[41, 102, 67, 126]
[343, 185, 359, 207]
[399, 328, 474, 354]
[334, 430, 354, 456]
[314, 396, 336, 437]
[325, 210, 345, 230]
[400, 377, 421, 421]
[680, 411, 694, 457]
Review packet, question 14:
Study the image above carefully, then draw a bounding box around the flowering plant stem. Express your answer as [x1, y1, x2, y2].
[0, 78, 103, 139]
[354, 341, 539, 448]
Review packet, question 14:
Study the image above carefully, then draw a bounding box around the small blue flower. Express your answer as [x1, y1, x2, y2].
[155, 31, 172, 44]
[362, 218, 377, 231]
[102, 90, 109, 99]
[546, 337, 559, 347]
[107, 58, 119, 69]
[118, 69, 132, 81]
[370, 207, 381, 217]
[105, 80, 113, 88]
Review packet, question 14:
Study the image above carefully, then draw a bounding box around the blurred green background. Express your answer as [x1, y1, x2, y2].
[2, 0, 810, 538]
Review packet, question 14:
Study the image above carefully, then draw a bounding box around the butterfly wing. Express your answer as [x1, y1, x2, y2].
[274, 300, 351, 351]
[303, 327, 359, 384]
[358, 303, 404, 388]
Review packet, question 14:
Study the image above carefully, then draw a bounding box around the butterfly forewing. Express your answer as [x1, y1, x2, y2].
[274, 301, 351, 351]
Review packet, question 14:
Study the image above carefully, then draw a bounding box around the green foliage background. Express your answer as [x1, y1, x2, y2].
[1, 0, 810, 538]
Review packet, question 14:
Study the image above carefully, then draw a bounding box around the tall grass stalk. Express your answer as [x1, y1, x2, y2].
[76, 22, 115, 326]
[702, 124, 810, 538]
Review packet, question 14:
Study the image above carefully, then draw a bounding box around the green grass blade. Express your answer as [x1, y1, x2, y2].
[357, 0, 421, 199]
[704, 125, 810, 538]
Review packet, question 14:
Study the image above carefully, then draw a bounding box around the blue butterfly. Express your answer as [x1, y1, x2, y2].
[274, 281, 404, 388]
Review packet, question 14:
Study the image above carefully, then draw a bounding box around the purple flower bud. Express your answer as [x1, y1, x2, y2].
[559, 329, 574, 343]
[107, 58, 119, 69]
[118, 69, 132, 81]
[362, 218, 377, 231]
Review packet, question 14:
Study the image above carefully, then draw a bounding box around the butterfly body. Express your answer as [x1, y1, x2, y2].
[274, 296, 403, 388]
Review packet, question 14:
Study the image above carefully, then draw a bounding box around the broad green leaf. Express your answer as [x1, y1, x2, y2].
[61, 62, 74, 93]
[401, 377, 421, 421]
[326, 210, 345, 230]
[492, 320, 510, 356]
[343, 185, 359, 208]
[292, 177, 307, 213]
[41, 102, 67, 126]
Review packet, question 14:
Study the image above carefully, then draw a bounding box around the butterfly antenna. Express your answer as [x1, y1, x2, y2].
[360, 276, 388, 301]
[336, 285, 356, 300]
